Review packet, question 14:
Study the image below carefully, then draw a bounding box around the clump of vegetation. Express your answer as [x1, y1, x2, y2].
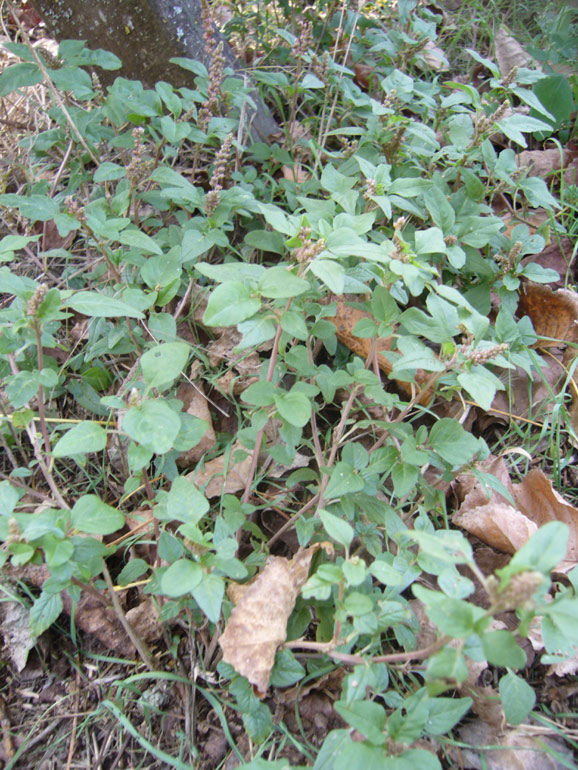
[0, 0, 577, 767]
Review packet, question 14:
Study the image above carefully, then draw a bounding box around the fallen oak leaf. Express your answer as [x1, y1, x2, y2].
[219, 546, 321, 697]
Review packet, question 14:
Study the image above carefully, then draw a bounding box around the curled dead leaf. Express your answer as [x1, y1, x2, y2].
[495, 26, 537, 78]
[517, 283, 578, 345]
[219, 546, 319, 696]
[455, 503, 537, 554]
[454, 461, 578, 566]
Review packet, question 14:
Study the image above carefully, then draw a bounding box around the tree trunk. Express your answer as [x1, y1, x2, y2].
[31, 0, 279, 142]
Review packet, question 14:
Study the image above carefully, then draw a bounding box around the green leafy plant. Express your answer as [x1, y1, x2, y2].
[0, 1, 577, 766]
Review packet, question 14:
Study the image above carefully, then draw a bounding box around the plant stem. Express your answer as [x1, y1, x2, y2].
[101, 561, 155, 671]
[241, 299, 292, 505]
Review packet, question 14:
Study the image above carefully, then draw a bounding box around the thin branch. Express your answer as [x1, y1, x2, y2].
[101, 561, 155, 671]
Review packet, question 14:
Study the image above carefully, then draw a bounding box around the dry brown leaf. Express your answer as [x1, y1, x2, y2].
[219, 547, 318, 696]
[456, 720, 571, 770]
[125, 597, 164, 646]
[489, 359, 563, 423]
[189, 440, 254, 498]
[353, 62, 375, 90]
[517, 148, 578, 187]
[454, 503, 537, 555]
[188, 438, 310, 498]
[176, 381, 217, 468]
[330, 296, 434, 401]
[454, 463, 578, 565]
[517, 283, 578, 345]
[0, 601, 35, 672]
[281, 164, 310, 183]
[515, 469, 578, 562]
[495, 26, 537, 78]
[420, 40, 448, 71]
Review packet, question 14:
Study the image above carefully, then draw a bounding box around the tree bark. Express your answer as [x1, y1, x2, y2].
[31, 0, 279, 142]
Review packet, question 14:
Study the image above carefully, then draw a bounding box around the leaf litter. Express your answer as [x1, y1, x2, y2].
[454, 456, 578, 567]
[219, 545, 326, 696]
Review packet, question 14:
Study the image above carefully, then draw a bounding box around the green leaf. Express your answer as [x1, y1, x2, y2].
[424, 188, 455, 231]
[335, 742, 388, 770]
[334, 700, 387, 745]
[116, 228, 162, 255]
[0, 234, 40, 260]
[533, 75, 574, 129]
[498, 114, 553, 148]
[426, 647, 469, 688]
[43, 537, 74, 569]
[65, 291, 145, 319]
[415, 227, 446, 255]
[392, 337, 445, 376]
[192, 573, 224, 623]
[5, 371, 40, 409]
[324, 462, 365, 499]
[167, 476, 209, 524]
[274, 390, 312, 427]
[408, 530, 473, 565]
[425, 697, 472, 735]
[310, 259, 345, 294]
[93, 162, 126, 182]
[117, 558, 149, 586]
[0, 481, 20, 516]
[302, 563, 343, 600]
[413, 586, 480, 637]
[140, 342, 190, 391]
[71, 494, 124, 535]
[314, 730, 353, 770]
[203, 282, 261, 326]
[301, 72, 326, 89]
[244, 229, 285, 254]
[499, 671, 536, 725]
[429, 418, 481, 467]
[518, 177, 560, 210]
[391, 462, 418, 498]
[258, 267, 310, 298]
[156, 81, 183, 117]
[242, 381, 277, 406]
[123, 400, 181, 454]
[0, 62, 42, 96]
[0, 193, 59, 221]
[319, 509, 354, 549]
[269, 649, 306, 688]
[237, 315, 276, 349]
[482, 630, 526, 669]
[457, 369, 499, 411]
[503, 521, 568, 577]
[242, 701, 273, 743]
[52, 421, 107, 458]
[280, 309, 308, 340]
[520, 263, 559, 283]
[161, 559, 203, 597]
[29, 590, 63, 637]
